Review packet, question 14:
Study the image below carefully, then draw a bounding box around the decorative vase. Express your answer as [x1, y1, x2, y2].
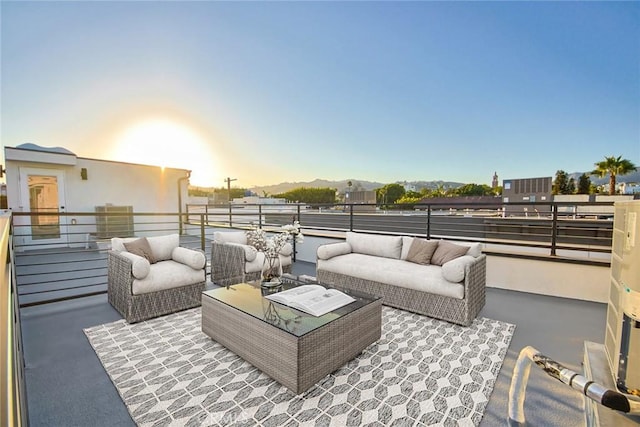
[261, 254, 283, 289]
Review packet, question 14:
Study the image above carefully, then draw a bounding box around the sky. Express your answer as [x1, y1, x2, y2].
[1, 1, 639, 188]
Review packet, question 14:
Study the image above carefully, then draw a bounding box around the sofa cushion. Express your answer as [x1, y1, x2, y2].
[123, 237, 156, 264]
[441, 255, 476, 283]
[455, 241, 482, 258]
[214, 231, 247, 245]
[400, 236, 414, 260]
[346, 232, 402, 259]
[132, 260, 205, 295]
[406, 239, 439, 265]
[172, 247, 206, 270]
[119, 251, 151, 279]
[317, 253, 464, 299]
[147, 234, 179, 262]
[431, 240, 470, 266]
[317, 242, 352, 260]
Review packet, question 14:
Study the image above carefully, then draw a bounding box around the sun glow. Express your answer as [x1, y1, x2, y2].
[113, 118, 218, 186]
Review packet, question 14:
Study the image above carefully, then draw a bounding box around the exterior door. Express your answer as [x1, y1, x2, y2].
[18, 168, 68, 246]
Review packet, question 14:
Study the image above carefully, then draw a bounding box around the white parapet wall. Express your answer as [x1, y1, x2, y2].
[486, 255, 609, 303]
[206, 229, 611, 303]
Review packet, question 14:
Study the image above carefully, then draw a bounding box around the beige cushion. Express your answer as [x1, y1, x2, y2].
[123, 237, 156, 264]
[119, 251, 150, 279]
[131, 260, 205, 295]
[431, 240, 470, 266]
[454, 241, 482, 258]
[172, 247, 206, 270]
[214, 231, 247, 245]
[111, 237, 139, 252]
[226, 242, 258, 262]
[279, 242, 293, 257]
[406, 239, 439, 265]
[346, 232, 402, 259]
[441, 255, 476, 283]
[147, 234, 179, 261]
[317, 253, 464, 299]
[400, 236, 414, 260]
[317, 242, 352, 260]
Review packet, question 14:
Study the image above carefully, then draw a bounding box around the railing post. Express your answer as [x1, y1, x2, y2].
[258, 205, 263, 228]
[205, 204, 209, 226]
[349, 204, 354, 231]
[228, 203, 232, 228]
[551, 203, 558, 256]
[200, 214, 206, 251]
[427, 204, 431, 239]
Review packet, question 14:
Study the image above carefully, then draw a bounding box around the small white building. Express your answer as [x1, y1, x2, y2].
[4, 143, 192, 249]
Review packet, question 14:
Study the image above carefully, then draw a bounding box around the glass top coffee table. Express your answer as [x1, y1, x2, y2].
[201, 276, 382, 394]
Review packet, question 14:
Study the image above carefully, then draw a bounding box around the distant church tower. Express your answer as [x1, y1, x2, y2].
[492, 172, 499, 189]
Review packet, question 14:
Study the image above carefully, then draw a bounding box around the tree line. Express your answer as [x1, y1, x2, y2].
[189, 155, 637, 203]
[554, 155, 637, 195]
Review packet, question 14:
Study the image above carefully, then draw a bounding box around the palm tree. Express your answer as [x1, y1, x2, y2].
[591, 155, 637, 195]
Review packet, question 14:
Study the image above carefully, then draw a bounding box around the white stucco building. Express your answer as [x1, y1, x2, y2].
[4, 144, 192, 248]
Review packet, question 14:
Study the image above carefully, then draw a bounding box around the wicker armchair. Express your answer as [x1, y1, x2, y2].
[211, 231, 292, 286]
[108, 234, 206, 323]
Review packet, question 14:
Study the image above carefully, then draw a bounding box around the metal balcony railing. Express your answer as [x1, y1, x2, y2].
[10, 200, 616, 307]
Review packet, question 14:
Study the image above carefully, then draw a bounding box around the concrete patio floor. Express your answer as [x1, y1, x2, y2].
[18, 259, 621, 426]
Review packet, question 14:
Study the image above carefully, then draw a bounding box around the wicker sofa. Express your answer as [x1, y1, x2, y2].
[211, 231, 293, 286]
[316, 232, 486, 326]
[108, 234, 207, 323]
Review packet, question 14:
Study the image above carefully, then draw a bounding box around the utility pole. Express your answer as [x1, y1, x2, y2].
[224, 177, 237, 202]
[224, 177, 237, 227]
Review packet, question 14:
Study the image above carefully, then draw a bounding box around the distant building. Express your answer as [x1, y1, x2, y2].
[502, 176, 553, 216]
[231, 196, 287, 205]
[618, 182, 640, 195]
[401, 181, 416, 192]
[345, 190, 376, 212]
[492, 172, 499, 190]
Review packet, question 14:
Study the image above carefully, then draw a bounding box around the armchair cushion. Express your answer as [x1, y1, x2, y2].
[213, 231, 247, 245]
[132, 261, 206, 295]
[119, 251, 151, 279]
[123, 237, 156, 264]
[147, 234, 179, 261]
[172, 246, 206, 270]
[279, 242, 293, 257]
[226, 242, 258, 262]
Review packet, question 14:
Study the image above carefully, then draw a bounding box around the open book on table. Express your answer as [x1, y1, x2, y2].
[265, 284, 356, 317]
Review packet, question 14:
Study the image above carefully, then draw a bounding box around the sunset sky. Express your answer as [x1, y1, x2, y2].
[1, 1, 638, 188]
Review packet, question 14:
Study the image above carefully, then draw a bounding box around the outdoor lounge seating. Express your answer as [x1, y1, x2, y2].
[211, 230, 293, 286]
[316, 232, 486, 326]
[107, 234, 207, 323]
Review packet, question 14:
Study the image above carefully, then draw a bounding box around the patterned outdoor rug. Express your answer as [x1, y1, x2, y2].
[85, 307, 514, 426]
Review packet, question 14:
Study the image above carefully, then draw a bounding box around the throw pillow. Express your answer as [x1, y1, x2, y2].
[405, 239, 439, 265]
[123, 237, 156, 264]
[430, 240, 470, 266]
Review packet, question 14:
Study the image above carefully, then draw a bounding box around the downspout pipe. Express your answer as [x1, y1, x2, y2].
[508, 346, 640, 426]
[178, 171, 191, 235]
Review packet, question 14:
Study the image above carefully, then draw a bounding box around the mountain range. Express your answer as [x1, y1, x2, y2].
[249, 179, 465, 195]
[249, 168, 640, 195]
[569, 167, 640, 186]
